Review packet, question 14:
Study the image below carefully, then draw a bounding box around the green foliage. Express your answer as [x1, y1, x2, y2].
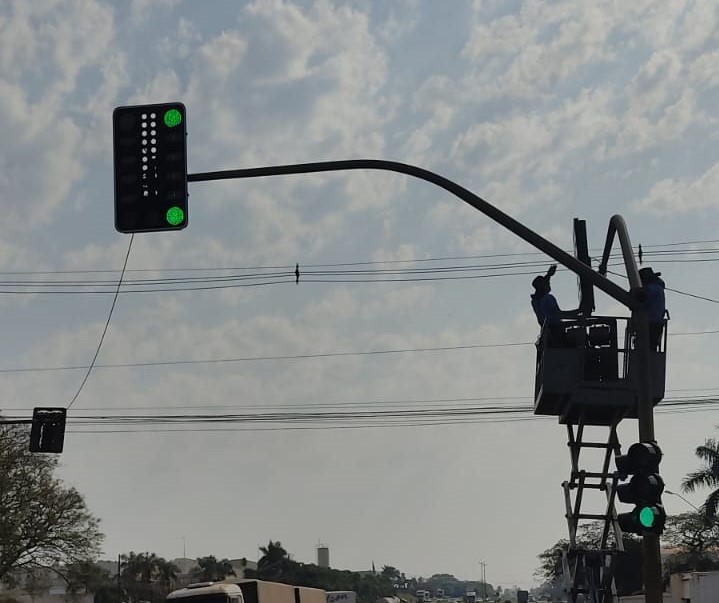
[249, 540, 394, 603]
[64, 561, 112, 596]
[421, 574, 493, 599]
[119, 552, 179, 603]
[191, 556, 236, 582]
[682, 438, 719, 519]
[0, 422, 103, 588]
[249, 541, 495, 603]
[661, 512, 719, 577]
[255, 541, 291, 582]
[534, 523, 642, 596]
[380, 566, 401, 584]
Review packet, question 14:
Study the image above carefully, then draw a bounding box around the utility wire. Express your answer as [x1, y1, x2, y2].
[0, 236, 716, 276]
[665, 287, 719, 305]
[66, 236, 134, 410]
[0, 328, 716, 376]
[0, 395, 711, 434]
[0, 240, 716, 294]
[606, 268, 719, 305]
[3, 388, 717, 413]
[0, 240, 716, 286]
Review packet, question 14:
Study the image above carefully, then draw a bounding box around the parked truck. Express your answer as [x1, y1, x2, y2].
[415, 590, 430, 603]
[167, 579, 326, 603]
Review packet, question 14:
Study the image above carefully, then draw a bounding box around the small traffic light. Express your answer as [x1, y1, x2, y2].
[113, 102, 188, 233]
[29, 407, 67, 453]
[615, 441, 666, 535]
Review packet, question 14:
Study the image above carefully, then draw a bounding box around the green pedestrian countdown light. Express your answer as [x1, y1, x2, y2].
[164, 108, 182, 128]
[166, 206, 185, 226]
[113, 102, 188, 233]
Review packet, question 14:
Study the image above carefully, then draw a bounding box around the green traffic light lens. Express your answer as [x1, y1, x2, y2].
[639, 506, 655, 528]
[166, 206, 185, 226]
[164, 109, 182, 128]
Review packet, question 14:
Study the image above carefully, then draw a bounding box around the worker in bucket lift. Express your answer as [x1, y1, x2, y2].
[531, 265, 583, 324]
[639, 266, 667, 351]
[531, 265, 583, 345]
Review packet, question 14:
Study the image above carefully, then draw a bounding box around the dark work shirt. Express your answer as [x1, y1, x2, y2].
[531, 292, 561, 326]
[645, 281, 666, 323]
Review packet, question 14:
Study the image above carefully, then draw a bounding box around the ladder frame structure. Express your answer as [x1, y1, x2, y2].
[561, 420, 626, 603]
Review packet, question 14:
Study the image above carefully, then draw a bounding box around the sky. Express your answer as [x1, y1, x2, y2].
[2, 0, 719, 591]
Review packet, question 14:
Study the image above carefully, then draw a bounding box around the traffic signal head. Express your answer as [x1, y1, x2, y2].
[615, 441, 665, 535]
[113, 102, 188, 233]
[29, 407, 67, 453]
[615, 441, 662, 477]
[618, 504, 666, 535]
[616, 473, 664, 505]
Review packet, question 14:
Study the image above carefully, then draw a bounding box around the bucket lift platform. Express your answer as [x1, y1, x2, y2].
[534, 316, 666, 426]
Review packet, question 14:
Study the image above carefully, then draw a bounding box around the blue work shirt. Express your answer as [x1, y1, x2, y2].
[531, 293, 561, 326]
[645, 281, 666, 323]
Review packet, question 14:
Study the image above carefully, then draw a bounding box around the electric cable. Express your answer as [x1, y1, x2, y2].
[0, 326, 716, 376]
[66, 235, 134, 410]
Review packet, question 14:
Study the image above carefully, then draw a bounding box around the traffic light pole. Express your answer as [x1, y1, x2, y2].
[602, 218, 663, 603]
[188, 160, 636, 309]
[188, 158, 661, 600]
[636, 311, 663, 603]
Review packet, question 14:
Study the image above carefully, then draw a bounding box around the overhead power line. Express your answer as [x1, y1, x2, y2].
[0, 239, 718, 294]
[66, 235, 134, 410]
[2, 395, 716, 434]
[0, 236, 717, 276]
[0, 328, 716, 376]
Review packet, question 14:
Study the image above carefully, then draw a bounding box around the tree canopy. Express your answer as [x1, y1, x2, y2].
[661, 512, 719, 576]
[682, 437, 719, 519]
[191, 556, 236, 582]
[248, 540, 394, 602]
[534, 523, 642, 597]
[120, 551, 179, 603]
[247, 541, 495, 603]
[0, 422, 103, 588]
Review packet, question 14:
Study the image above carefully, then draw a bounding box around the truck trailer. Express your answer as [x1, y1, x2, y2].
[167, 579, 327, 603]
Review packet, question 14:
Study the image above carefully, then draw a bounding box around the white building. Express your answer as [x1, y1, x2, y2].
[619, 570, 719, 603]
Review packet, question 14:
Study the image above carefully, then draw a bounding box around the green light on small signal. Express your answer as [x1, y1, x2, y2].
[164, 109, 182, 128]
[166, 206, 184, 226]
[639, 506, 655, 528]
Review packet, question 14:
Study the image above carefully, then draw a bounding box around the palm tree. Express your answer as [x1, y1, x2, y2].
[192, 556, 236, 582]
[682, 438, 719, 518]
[257, 541, 289, 580]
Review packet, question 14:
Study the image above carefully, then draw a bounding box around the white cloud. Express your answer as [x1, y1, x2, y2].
[634, 162, 719, 214]
[463, 2, 614, 99]
[4, 0, 719, 586]
[130, 0, 180, 26]
[688, 48, 719, 88]
[0, 0, 116, 229]
[0, 79, 85, 229]
[361, 285, 433, 318]
[196, 31, 248, 82]
[371, 244, 420, 264]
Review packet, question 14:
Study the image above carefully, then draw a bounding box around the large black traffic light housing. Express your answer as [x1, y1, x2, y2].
[113, 102, 188, 233]
[615, 441, 666, 535]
